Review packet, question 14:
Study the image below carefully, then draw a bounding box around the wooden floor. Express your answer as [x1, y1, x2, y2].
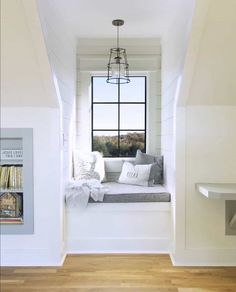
[1, 254, 236, 292]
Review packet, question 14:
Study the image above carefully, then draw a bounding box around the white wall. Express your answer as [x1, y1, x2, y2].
[161, 0, 195, 253]
[76, 39, 161, 156]
[37, 0, 77, 185]
[1, 108, 63, 266]
[173, 0, 236, 265]
[0, 0, 65, 266]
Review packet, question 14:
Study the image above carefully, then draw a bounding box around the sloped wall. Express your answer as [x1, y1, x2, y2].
[1, 0, 64, 265]
[37, 0, 77, 185]
[161, 8, 194, 189]
[173, 0, 236, 265]
[161, 0, 195, 252]
[1, 0, 58, 107]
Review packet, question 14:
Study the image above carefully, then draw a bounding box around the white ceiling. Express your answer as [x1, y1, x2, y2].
[47, 0, 195, 38]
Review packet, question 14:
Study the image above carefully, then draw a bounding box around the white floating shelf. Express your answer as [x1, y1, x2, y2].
[196, 183, 236, 200]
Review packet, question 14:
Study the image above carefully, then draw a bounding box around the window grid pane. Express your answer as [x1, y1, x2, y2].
[120, 104, 145, 130]
[93, 131, 119, 157]
[119, 131, 145, 157]
[93, 77, 118, 102]
[93, 104, 118, 130]
[120, 77, 145, 102]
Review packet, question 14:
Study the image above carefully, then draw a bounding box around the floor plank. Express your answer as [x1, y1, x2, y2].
[1, 254, 236, 292]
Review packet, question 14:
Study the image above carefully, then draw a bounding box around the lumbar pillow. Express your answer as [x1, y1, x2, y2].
[118, 161, 152, 187]
[134, 149, 163, 184]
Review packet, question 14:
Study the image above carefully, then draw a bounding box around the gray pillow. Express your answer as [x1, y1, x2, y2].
[134, 150, 163, 184]
[134, 149, 155, 164]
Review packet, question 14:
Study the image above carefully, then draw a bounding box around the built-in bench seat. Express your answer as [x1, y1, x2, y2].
[89, 182, 171, 203]
[66, 158, 171, 254]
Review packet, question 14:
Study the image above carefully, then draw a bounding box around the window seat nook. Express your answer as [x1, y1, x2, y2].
[66, 154, 172, 253]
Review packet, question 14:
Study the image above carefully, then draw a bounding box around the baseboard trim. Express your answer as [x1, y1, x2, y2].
[66, 237, 171, 254]
[170, 249, 236, 266]
[2, 247, 235, 266]
[1, 248, 65, 267]
[59, 253, 67, 266]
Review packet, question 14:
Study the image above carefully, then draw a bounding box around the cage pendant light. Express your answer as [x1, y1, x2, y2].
[107, 19, 130, 84]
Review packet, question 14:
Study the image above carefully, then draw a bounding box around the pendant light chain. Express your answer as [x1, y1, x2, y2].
[117, 25, 119, 48]
[117, 25, 119, 62]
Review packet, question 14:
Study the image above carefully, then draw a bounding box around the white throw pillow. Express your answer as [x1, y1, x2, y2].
[73, 152, 99, 180]
[118, 161, 152, 187]
[73, 151, 106, 182]
[91, 151, 106, 182]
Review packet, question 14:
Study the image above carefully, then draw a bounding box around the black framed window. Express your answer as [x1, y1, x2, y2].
[91, 76, 146, 157]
